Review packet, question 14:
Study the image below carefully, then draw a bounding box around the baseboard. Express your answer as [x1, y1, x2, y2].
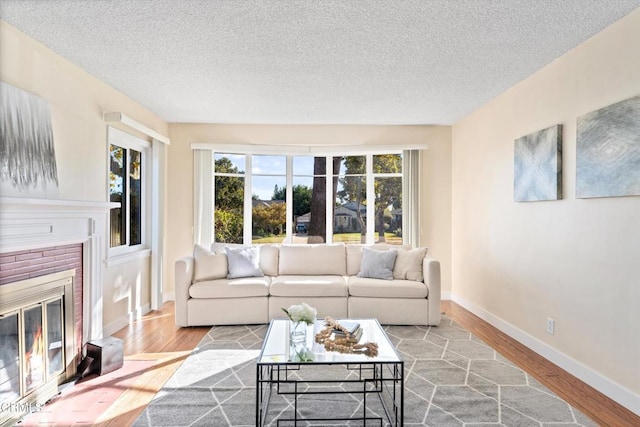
[102, 303, 151, 337]
[441, 291, 452, 301]
[163, 291, 175, 302]
[451, 294, 640, 416]
[103, 316, 128, 338]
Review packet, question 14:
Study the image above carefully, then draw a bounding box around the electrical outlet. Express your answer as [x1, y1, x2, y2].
[546, 317, 555, 335]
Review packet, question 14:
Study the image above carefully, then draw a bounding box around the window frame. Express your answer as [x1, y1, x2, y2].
[107, 127, 151, 258]
[211, 151, 407, 246]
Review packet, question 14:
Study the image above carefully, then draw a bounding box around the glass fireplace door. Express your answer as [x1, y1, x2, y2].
[23, 305, 45, 393]
[17, 297, 65, 397]
[0, 312, 20, 405]
[46, 299, 64, 377]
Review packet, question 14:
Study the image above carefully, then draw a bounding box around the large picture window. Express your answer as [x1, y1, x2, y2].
[211, 152, 406, 246]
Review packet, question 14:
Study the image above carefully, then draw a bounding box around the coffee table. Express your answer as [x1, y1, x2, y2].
[256, 318, 404, 426]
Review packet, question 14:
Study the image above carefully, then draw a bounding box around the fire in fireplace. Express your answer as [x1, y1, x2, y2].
[0, 270, 76, 425]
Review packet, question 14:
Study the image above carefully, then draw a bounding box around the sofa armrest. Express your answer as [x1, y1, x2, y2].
[423, 256, 441, 326]
[175, 256, 195, 327]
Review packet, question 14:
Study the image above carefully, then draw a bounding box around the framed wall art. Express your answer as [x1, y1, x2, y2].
[576, 95, 640, 199]
[0, 81, 59, 197]
[514, 124, 562, 202]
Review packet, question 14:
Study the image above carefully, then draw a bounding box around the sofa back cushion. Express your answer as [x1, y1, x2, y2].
[210, 243, 279, 276]
[346, 245, 366, 276]
[279, 244, 346, 275]
[257, 245, 279, 276]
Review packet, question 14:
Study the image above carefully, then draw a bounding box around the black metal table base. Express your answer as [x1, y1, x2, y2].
[256, 362, 403, 426]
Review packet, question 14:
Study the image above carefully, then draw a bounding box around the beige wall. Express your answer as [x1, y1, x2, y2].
[452, 8, 640, 403]
[0, 22, 168, 334]
[103, 257, 151, 329]
[165, 124, 452, 294]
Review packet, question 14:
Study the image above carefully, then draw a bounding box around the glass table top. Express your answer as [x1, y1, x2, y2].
[257, 318, 402, 364]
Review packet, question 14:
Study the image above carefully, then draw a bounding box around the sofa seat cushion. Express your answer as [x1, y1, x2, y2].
[270, 275, 347, 297]
[189, 276, 271, 299]
[347, 277, 428, 298]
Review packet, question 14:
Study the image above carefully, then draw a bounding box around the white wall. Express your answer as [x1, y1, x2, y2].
[103, 257, 152, 336]
[0, 22, 169, 335]
[451, 9, 640, 413]
[165, 124, 452, 295]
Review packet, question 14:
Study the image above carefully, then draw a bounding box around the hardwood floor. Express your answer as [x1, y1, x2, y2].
[442, 301, 639, 427]
[90, 301, 638, 426]
[97, 302, 209, 426]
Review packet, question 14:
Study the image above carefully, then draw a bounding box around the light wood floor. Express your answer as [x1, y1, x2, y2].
[93, 301, 639, 426]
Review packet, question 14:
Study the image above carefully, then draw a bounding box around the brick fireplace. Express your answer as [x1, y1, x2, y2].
[0, 197, 112, 424]
[0, 244, 84, 354]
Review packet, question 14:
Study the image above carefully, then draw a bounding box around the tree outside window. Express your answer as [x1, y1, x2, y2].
[109, 144, 143, 248]
[214, 155, 244, 244]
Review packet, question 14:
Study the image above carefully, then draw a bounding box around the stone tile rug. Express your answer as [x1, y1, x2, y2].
[133, 316, 597, 426]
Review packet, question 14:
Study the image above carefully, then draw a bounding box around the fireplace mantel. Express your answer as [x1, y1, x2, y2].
[0, 196, 117, 343]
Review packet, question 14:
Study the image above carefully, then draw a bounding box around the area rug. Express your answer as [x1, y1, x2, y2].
[133, 316, 597, 426]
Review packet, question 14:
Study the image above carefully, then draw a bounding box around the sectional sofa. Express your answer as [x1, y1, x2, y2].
[174, 243, 441, 327]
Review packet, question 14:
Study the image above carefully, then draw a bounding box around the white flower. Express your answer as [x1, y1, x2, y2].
[282, 302, 317, 325]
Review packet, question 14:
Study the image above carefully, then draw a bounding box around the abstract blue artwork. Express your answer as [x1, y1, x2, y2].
[514, 124, 562, 202]
[576, 95, 640, 198]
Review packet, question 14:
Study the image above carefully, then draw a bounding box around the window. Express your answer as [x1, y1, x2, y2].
[252, 155, 286, 244]
[334, 156, 366, 244]
[293, 156, 327, 244]
[108, 127, 149, 252]
[211, 152, 406, 246]
[214, 153, 245, 244]
[373, 154, 403, 244]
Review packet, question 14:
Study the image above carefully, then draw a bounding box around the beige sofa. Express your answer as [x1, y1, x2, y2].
[174, 243, 441, 327]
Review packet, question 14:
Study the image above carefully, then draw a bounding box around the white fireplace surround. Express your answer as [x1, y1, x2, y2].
[0, 197, 116, 345]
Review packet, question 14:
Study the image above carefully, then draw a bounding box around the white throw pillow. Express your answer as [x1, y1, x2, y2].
[193, 244, 228, 281]
[225, 246, 264, 279]
[393, 247, 428, 281]
[212, 243, 279, 276]
[357, 247, 398, 280]
[346, 243, 410, 276]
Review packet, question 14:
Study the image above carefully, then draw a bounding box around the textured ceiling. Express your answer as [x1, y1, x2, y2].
[1, 1, 639, 125]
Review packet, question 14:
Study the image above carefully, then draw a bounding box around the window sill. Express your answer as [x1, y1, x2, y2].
[105, 248, 151, 267]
